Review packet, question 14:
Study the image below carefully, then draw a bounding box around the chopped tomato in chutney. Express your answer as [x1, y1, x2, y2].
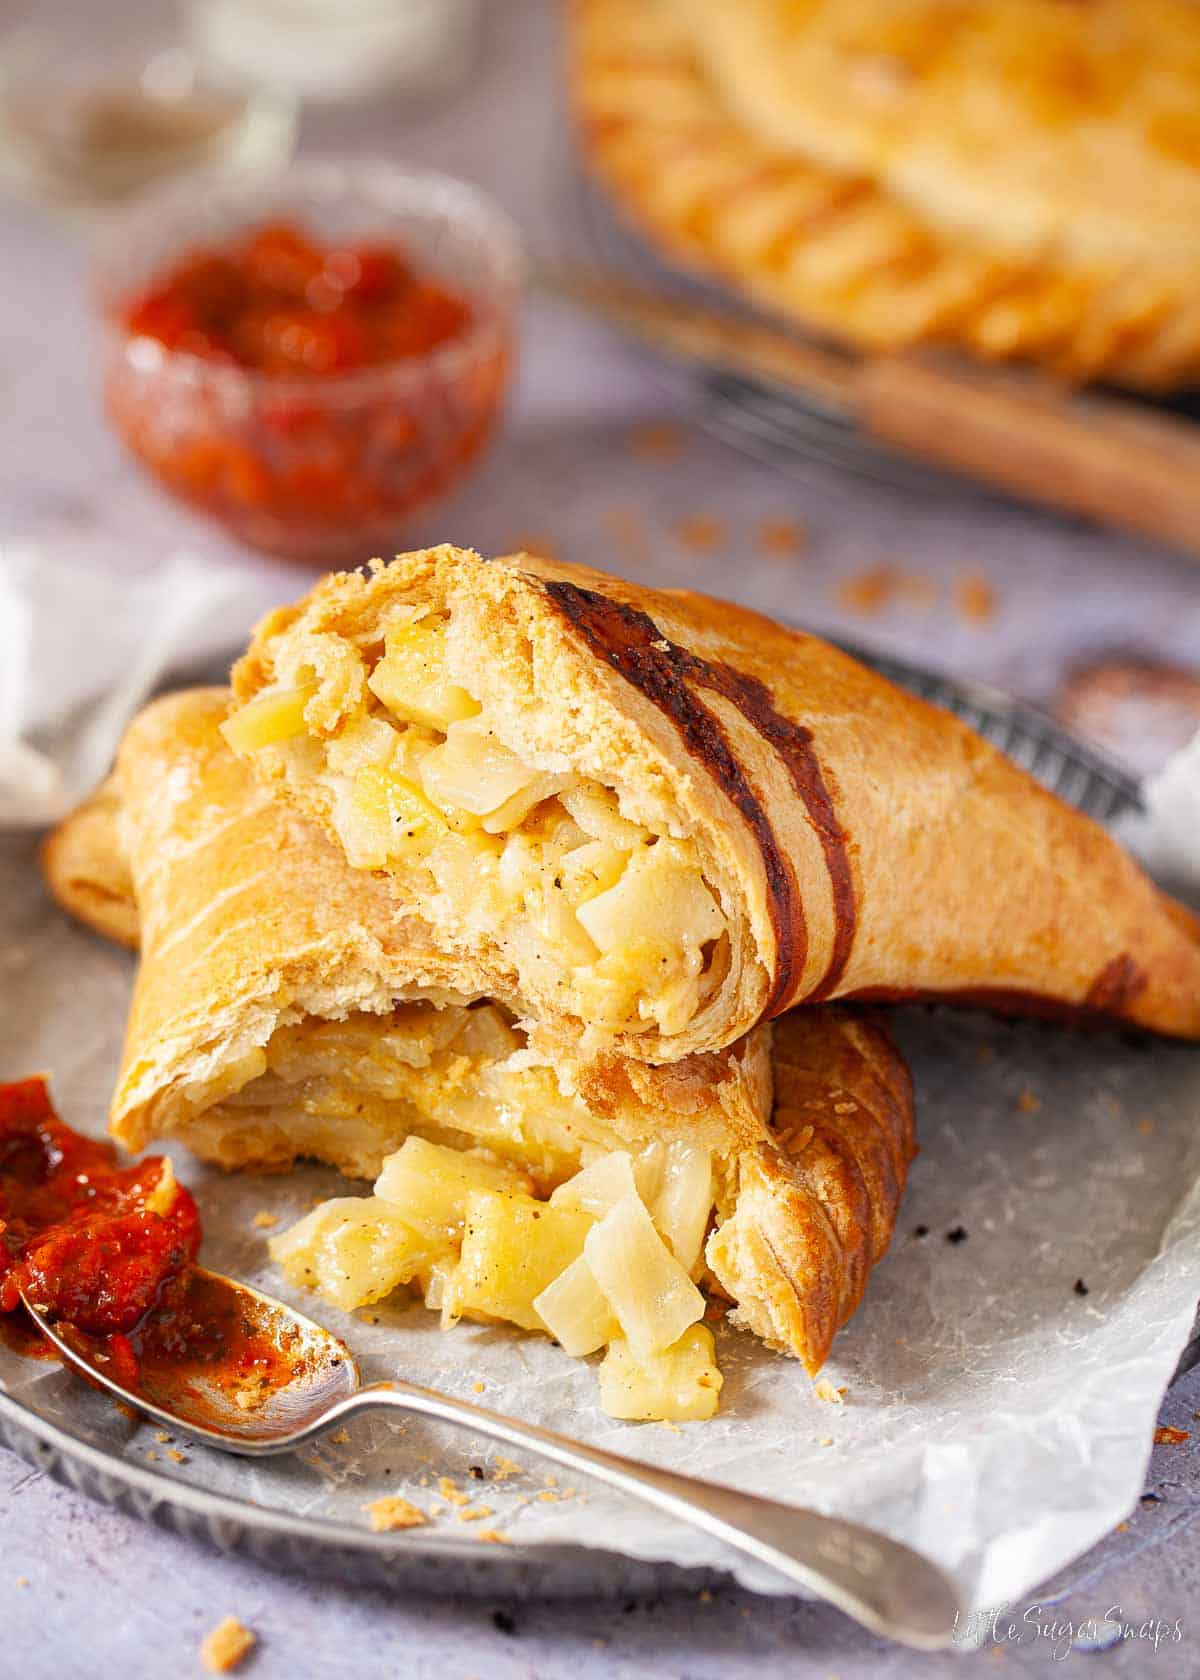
[0, 1077, 198, 1335]
[0, 1078, 314, 1417]
[119, 220, 472, 374]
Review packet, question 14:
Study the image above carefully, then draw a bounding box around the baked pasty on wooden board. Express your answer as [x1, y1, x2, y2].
[570, 0, 1200, 389]
[66, 687, 913, 1375]
[224, 546, 1200, 1058]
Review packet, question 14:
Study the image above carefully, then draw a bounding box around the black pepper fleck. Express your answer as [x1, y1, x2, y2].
[946, 1226, 968, 1245]
[492, 1610, 517, 1636]
[1074, 1278, 1089, 1297]
[913, 1225, 929, 1239]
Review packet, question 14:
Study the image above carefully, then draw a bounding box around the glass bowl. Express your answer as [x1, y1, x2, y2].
[96, 158, 523, 565]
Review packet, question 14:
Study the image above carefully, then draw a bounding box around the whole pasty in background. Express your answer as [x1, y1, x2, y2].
[570, 0, 1200, 389]
[224, 547, 1200, 1056]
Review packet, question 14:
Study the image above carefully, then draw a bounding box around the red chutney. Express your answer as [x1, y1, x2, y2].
[0, 1077, 198, 1337]
[106, 219, 510, 564]
[0, 1079, 314, 1415]
[121, 221, 472, 374]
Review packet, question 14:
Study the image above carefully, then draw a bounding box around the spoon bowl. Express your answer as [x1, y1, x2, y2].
[23, 1267, 359, 1449]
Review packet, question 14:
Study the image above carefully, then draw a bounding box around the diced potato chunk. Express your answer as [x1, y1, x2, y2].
[598, 1326, 723, 1422]
[324, 714, 398, 777]
[549, 1151, 639, 1219]
[221, 685, 314, 753]
[446, 1190, 593, 1331]
[368, 620, 479, 731]
[533, 1253, 619, 1356]
[584, 1193, 705, 1360]
[349, 765, 447, 867]
[373, 1137, 532, 1245]
[576, 840, 723, 959]
[270, 1198, 436, 1313]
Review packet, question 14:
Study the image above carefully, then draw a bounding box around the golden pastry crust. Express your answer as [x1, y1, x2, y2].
[40, 776, 139, 950]
[109, 688, 769, 1171]
[569, 0, 1200, 389]
[77, 689, 912, 1373]
[231, 547, 1200, 1051]
[707, 1007, 915, 1371]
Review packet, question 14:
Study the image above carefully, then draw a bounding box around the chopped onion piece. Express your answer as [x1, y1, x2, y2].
[652, 1142, 713, 1276]
[549, 1151, 639, 1219]
[584, 1193, 704, 1360]
[533, 1253, 618, 1356]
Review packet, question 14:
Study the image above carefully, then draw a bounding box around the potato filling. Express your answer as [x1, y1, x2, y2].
[186, 1001, 629, 1186]
[224, 611, 731, 1038]
[272, 1134, 723, 1422]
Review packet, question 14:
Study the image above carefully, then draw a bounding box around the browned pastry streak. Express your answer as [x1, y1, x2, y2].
[1085, 953, 1148, 1013]
[540, 579, 856, 1011]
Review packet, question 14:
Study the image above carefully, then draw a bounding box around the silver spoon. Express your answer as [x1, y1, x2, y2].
[22, 1269, 961, 1649]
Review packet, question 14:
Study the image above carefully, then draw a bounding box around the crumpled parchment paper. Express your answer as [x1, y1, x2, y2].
[1, 812, 1198, 1612]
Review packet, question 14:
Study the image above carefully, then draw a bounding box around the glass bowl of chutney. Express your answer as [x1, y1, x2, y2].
[96, 158, 522, 564]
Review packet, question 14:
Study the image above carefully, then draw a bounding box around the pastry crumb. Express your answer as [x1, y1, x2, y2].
[671, 513, 725, 553]
[627, 420, 685, 463]
[698, 1588, 713, 1603]
[438, 1476, 470, 1507]
[1155, 1426, 1190, 1445]
[14, 1577, 28, 1588]
[155, 1430, 170, 1444]
[457, 1504, 494, 1523]
[814, 1378, 843, 1405]
[472, 1381, 485, 1394]
[114, 1401, 139, 1423]
[362, 1495, 427, 1532]
[252, 1210, 278, 1229]
[145, 1449, 158, 1462]
[537, 1490, 558, 1503]
[1138, 1117, 1155, 1136]
[167, 1449, 186, 1464]
[492, 1457, 522, 1482]
[756, 517, 807, 557]
[818, 1436, 834, 1447]
[956, 571, 997, 624]
[474, 1529, 512, 1545]
[658, 1418, 682, 1433]
[1016, 1088, 1042, 1114]
[200, 1617, 256, 1673]
[330, 1429, 351, 1445]
[836, 562, 932, 616]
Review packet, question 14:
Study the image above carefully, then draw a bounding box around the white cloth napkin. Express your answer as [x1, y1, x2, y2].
[0, 543, 282, 828]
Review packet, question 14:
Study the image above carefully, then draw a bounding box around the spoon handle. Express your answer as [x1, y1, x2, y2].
[318, 1380, 959, 1648]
